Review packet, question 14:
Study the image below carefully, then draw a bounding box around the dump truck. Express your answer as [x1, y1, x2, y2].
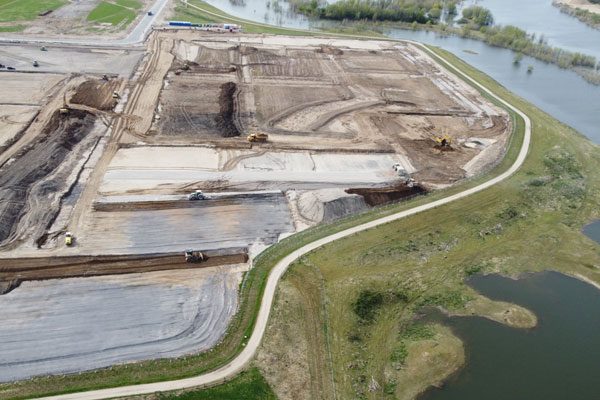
[188, 190, 208, 200]
[247, 133, 268, 142]
[65, 232, 73, 246]
[185, 250, 205, 262]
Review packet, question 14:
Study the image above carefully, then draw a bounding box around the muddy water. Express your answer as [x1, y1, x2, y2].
[419, 271, 600, 400]
[204, 0, 600, 143]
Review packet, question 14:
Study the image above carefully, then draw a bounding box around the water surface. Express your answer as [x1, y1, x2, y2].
[419, 271, 600, 400]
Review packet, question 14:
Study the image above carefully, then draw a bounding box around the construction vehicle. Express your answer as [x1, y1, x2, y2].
[185, 250, 205, 262]
[65, 232, 73, 246]
[247, 133, 268, 143]
[188, 190, 208, 200]
[435, 135, 452, 147]
[59, 94, 70, 115]
[40, 46, 47, 51]
[101, 74, 109, 81]
[112, 91, 120, 99]
[182, 62, 190, 70]
[33, 60, 39, 67]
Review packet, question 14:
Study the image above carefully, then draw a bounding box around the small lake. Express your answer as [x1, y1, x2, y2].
[419, 271, 600, 400]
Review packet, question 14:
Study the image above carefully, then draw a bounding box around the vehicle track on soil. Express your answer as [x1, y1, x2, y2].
[34, 43, 532, 400]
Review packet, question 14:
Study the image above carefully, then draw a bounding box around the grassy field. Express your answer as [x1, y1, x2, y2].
[0, 24, 26, 32]
[0, 0, 66, 23]
[87, 1, 136, 27]
[256, 46, 600, 399]
[116, 0, 142, 10]
[142, 368, 275, 400]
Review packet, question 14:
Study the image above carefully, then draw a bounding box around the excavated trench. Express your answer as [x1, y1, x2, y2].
[346, 184, 426, 207]
[0, 109, 96, 247]
[215, 82, 240, 138]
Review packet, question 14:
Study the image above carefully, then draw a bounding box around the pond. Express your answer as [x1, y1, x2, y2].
[419, 271, 600, 400]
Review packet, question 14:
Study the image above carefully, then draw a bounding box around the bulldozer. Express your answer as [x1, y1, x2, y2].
[247, 133, 268, 143]
[59, 94, 70, 115]
[65, 232, 74, 246]
[435, 135, 452, 147]
[185, 250, 205, 263]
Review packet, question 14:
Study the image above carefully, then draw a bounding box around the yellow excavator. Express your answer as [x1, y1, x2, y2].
[59, 94, 70, 115]
[435, 135, 452, 147]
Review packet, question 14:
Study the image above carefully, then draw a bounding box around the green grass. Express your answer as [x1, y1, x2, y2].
[0, 24, 26, 32]
[115, 0, 142, 10]
[150, 368, 276, 400]
[87, 1, 136, 26]
[0, 0, 66, 23]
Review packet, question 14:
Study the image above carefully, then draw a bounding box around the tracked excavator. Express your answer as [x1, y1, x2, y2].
[59, 94, 70, 115]
[435, 135, 452, 147]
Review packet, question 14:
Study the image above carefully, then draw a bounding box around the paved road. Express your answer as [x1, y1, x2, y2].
[0, 0, 170, 46]
[34, 43, 532, 400]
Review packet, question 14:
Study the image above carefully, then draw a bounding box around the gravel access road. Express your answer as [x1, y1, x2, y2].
[33, 43, 532, 400]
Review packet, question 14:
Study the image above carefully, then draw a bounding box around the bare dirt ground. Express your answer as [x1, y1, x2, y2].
[559, 0, 600, 14]
[0, 31, 513, 383]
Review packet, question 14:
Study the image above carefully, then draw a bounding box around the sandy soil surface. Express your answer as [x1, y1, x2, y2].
[0, 105, 38, 149]
[0, 264, 245, 382]
[0, 72, 64, 104]
[0, 45, 144, 76]
[558, 0, 600, 13]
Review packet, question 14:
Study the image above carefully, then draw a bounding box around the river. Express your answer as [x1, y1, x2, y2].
[419, 272, 600, 400]
[203, 0, 600, 143]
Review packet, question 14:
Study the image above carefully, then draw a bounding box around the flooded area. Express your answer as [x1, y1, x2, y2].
[419, 271, 600, 400]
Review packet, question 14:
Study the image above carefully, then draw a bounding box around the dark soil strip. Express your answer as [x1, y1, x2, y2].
[0, 251, 249, 282]
[346, 184, 426, 207]
[215, 82, 240, 137]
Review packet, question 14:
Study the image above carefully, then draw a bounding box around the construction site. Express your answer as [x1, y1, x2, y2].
[0, 30, 511, 382]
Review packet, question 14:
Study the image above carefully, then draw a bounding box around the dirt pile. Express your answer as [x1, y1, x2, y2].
[347, 184, 426, 207]
[216, 82, 240, 137]
[70, 79, 120, 111]
[0, 109, 96, 247]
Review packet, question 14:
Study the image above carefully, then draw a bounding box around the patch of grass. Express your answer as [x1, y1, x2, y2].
[352, 290, 384, 321]
[0, 24, 26, 32]
[151, 368, 276, 400]
[0, 0, 66, 23]
[115, 0, 141, 10]
[87, 2, 136, 26]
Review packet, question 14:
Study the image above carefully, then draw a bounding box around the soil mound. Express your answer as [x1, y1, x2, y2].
[70, 79, 120, 111]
